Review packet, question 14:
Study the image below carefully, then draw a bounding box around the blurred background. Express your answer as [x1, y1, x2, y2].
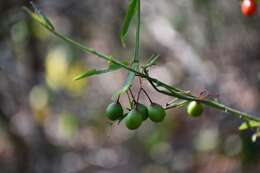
[1, 0, 260, 173]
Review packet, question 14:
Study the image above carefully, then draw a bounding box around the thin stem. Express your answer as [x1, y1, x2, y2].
[133, 0, 141, 64]
[145, 72, 194, 100]
[141, 88, 153, 104]
[116, 95, 120, 103]
[166, 98, 179, 106]
[137, 77, 142, 102]
[127, 91, 133, 108]
[129, 88, 136, 104]
[200, 100, 260, 122]
[165, 101, 188, 110]
[142, 69, 190, 94]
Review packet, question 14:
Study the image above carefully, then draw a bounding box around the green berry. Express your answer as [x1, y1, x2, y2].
[148, 103, 166, 122]
[187, 101, 203, 117]
[105, 102, 123, 121]
[125, 109, 143, 130]
[136, 103, 149, 120]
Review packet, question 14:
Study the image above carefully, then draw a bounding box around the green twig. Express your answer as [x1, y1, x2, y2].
[23, 7, 260, 123]
[50, 30, 260, 123]
[133, 0, 141, 64]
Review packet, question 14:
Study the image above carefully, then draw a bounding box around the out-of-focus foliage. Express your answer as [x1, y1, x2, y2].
[45, 46, 87, 95]
[1, 0, 260, 173]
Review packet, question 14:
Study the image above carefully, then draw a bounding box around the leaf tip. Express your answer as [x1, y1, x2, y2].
[73, 76, 80, 81]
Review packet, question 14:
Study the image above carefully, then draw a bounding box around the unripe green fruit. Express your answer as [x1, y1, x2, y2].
[105, 102, 123, 121]
[148, 103, 166, 122]
[136, 103, 148, 120]
[125, 109, 143, 130]
[187, 101, 203, 117]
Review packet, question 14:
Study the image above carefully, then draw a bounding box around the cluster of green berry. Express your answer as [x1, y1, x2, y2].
[105, 101, 166, 130]
[105, 99, 204, 130]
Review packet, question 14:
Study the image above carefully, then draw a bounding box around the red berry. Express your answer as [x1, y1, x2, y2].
[241, 0, 257, 16]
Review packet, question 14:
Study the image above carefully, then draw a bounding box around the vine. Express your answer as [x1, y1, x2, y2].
[23, 1, 260, 140]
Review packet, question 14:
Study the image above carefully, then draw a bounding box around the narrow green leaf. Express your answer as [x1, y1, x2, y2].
[108, 60, 129, 70]
[113, 62, 138, 98]
[120, 0, 138, 47]
[239, 121, 260, 130]
[73, 69, 98, 80]
[73, 61, 129, 80]
[23, 4, 54, 31]
[143, 54, 159, 69]
[30, 2, 55, 30]
[23, 7, 42, 22]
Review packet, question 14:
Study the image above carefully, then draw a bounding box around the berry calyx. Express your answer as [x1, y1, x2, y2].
[148, 103, 166, 123]
[105, 102, 123, 121]
[241, 0, 257, 16]
[125, 109, 143, 130]
[136, 103, 149, 120]
[187, 101, 203, 117]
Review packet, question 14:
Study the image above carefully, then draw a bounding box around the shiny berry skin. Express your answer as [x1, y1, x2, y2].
[125, 109, 143, 130]
[187, 101, 203, 117]
[148, 103, 166, 123]
[105, 102, 123, 121]
[241, 0, 257, 16]
[136, 103, 149, 120]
